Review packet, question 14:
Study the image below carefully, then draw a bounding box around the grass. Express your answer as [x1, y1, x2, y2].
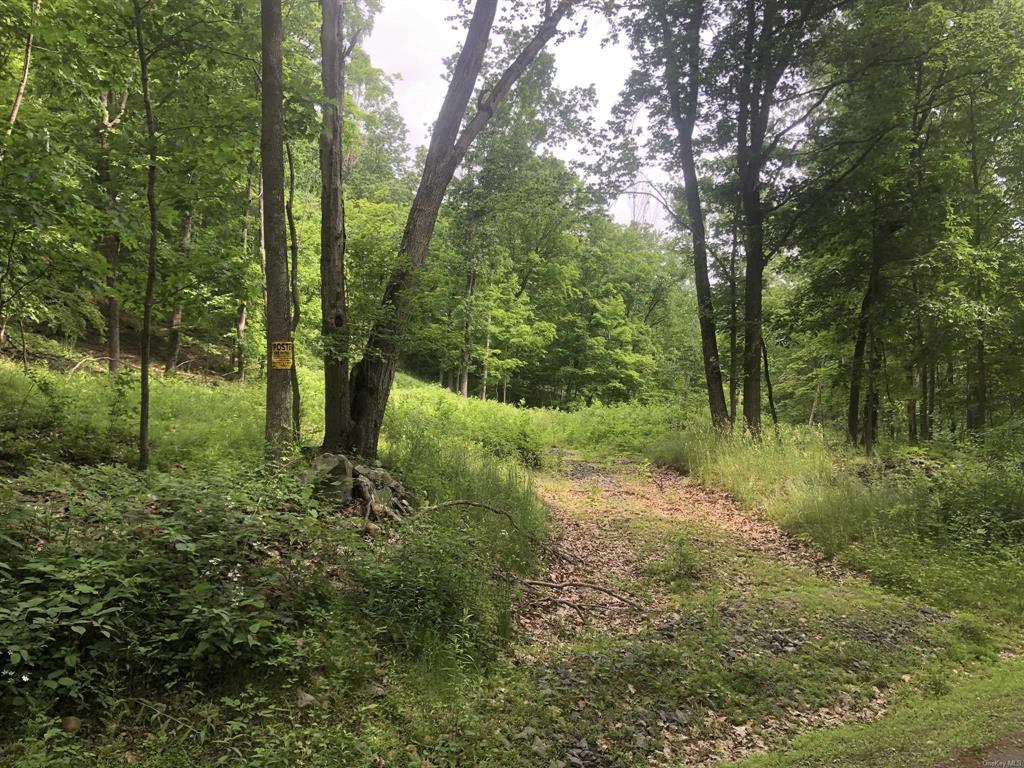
[529, 400, 1024, 624]
[2, 357, 1022, 767]
[725, 659, 1024, 768]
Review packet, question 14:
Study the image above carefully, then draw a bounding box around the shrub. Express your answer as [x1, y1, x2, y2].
[0, 461, 358, 710]
[351, 516, 510, 666]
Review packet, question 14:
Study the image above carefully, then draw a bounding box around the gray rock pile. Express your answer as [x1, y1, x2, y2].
[302, 452, 414, 530]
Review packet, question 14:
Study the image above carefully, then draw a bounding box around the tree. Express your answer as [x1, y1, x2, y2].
[261, 0, 292, 446]
[618, 0, 730, 428]
[320, 0, 350, 452]
[132, 0, 158, 470]
[344, 0, 582, 458]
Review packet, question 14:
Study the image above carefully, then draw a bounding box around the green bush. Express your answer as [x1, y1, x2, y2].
[0, 461, 358, 709]
[352, 516, 510, 666]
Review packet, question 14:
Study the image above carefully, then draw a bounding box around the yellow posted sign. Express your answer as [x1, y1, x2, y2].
[271, 341, 294, 370]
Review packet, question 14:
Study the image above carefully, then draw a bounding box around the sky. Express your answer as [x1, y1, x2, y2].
[363, 0, 665, 226]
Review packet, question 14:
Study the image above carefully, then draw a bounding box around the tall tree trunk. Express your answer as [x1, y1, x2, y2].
[459, 269, 476, 399]
[657, 0, 729, 429]
[480, 318, 490, 400]
[728, 218, 740, 423]
[863, 333, 880, 456]
[0, 0, 42, 162]
[97, 91, 127, 373]
[235, 302, 247, 382]
[762, 340, 779, 429]
[740, 210, 764, 435]
[907, 366, 919, 444]
[320, 0, 350, 452]
[234, 158, 255, 382]
[808, 378, 822, 426]
[165, 210, 191, 374]
[848, 235, 883, 444]
[346, 0, 571, 458]
[133, 0, 158, 471]
[965, 95, 987, 433]
[261, 0, 292, 446]
[286, 142, 301, 437]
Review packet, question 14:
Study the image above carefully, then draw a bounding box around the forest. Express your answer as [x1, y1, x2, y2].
[0, 0, 1023, 765]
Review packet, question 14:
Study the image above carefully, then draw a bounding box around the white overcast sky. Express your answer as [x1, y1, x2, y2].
[363, 0, 665, 226]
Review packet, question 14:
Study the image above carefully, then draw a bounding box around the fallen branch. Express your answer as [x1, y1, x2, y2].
[67, 356, 111, 376]
[523, 594, 589, 619]
[423, 499, 524, 534]
[520, 579, 642, 609]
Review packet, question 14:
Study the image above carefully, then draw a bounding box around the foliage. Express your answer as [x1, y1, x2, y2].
[0, 461, 357, 709]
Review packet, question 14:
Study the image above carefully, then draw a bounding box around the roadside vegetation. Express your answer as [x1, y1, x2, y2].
[2, 355, 1021, 767]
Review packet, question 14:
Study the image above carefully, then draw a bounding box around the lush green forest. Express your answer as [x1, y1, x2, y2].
[1, 0, 1023, 765]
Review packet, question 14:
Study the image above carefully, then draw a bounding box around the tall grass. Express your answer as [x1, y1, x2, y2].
[531, 399, 1024, 623]
[0, 361, 549, 673]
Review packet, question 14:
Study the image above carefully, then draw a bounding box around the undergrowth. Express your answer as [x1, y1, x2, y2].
[0, 359, 545, 759]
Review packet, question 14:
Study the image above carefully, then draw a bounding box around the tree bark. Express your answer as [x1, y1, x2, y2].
[0, 0, 43, 162]
[863, 333, 880, 456]
[728, 217, 740, 423]
[762, 340, 779, 429]
[286, 142, 301, 436]
[261, 0, 292, 446]
[320, 0, 350, 452]
[657, 0, 729, 429]
[965, 95, 987, 433]
[847, 233, 884, 444]
[345, 0, 572, 458]
[459, 268, 476, 399]
[164, 210, 191, 374]
[808, 378, 822, 426]
[97, 91, 127, 373]
[480, 317, 490, 400]
[133, 0, 159, 471]
[235, 302, 247, 382]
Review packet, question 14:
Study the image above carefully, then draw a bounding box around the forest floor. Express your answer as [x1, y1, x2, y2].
[507, 454, 1024, 767]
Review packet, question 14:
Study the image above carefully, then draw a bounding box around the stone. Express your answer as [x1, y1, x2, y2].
[61, 716, 81, 732]
[296, 690, 318, 709]
[303, 453, 353, 503]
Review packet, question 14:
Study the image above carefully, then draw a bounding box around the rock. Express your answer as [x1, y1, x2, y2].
[303, 453, 353, 503]
[61, 716, 81, 732]
[296, 690, 318, 709]
[530, 737, 548, 756]
[123, 752, 140, 765]
[355, 475, 376, 502]
[375, 485, 394, 508]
